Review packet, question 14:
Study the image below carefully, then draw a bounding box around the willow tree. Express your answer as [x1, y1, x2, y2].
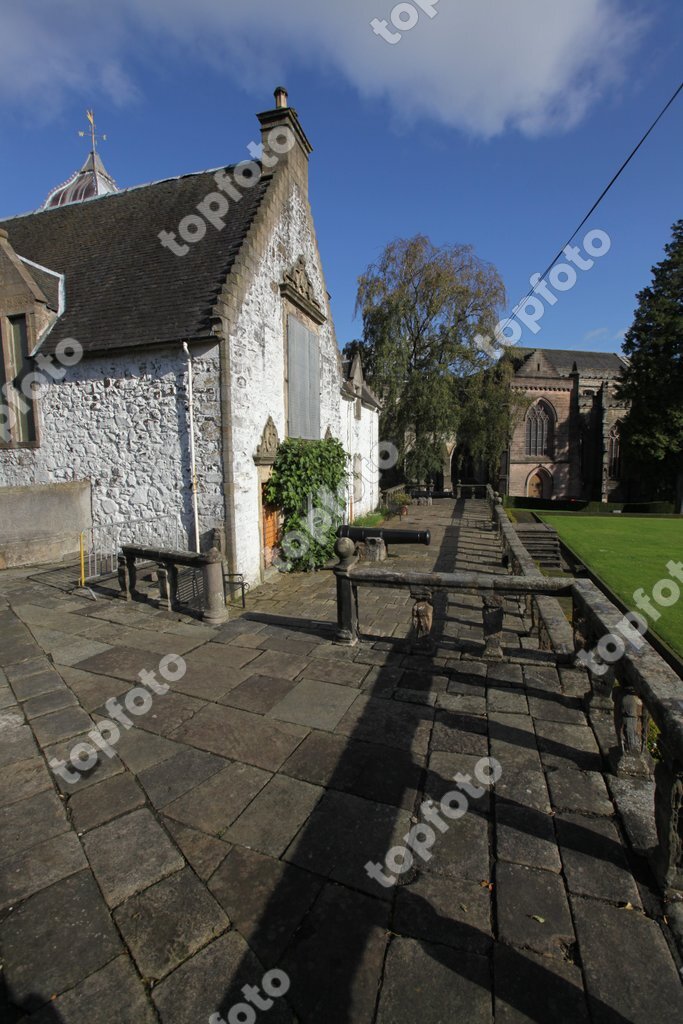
[354, 235, 509, 483]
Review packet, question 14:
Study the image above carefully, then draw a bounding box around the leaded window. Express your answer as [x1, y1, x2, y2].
[525, 401, 553, 457]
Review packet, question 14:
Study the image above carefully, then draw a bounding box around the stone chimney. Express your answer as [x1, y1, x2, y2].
[257, 87, 313, 193]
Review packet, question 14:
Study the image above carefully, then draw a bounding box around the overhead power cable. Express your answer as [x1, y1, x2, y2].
[497, 79, 683, 338]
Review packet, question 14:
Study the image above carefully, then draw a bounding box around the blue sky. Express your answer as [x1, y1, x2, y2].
[0, 0, 681, 355]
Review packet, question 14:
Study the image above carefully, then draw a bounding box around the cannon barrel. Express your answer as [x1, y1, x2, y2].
[336, 526, 431, 546]
[411, 490, 454, 499]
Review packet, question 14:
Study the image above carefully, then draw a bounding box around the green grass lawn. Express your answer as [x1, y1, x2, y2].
[538, 515, 683, 658]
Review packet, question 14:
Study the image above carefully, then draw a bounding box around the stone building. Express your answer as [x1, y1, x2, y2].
[0, 89, 380, 579]
[502, 347, 629, 501]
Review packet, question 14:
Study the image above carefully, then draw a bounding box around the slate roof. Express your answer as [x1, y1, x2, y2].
[19, 260, 61, 312]
[0, 165, 273, 356]
[515, 347, 627, 378]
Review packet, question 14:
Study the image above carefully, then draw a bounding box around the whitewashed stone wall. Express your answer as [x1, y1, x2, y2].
[0, 343, 223, 546]
[228, 184, 344, 584]
[342, 396, 380, 519]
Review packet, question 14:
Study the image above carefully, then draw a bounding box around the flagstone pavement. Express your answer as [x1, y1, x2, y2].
[0, 499, 681, 1023]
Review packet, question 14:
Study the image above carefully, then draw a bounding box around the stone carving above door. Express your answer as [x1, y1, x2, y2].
[254, 416, 280, 465]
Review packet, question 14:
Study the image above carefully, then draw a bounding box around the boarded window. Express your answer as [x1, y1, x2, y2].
[287, 315, 320, 440]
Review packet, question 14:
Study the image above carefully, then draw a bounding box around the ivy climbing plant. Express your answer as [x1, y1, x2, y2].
[264, 437, 349, 571]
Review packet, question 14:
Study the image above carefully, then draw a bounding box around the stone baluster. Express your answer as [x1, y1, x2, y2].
[202, 547, 229, 625]
[653, 743, 683, 892]
[613, 685, 652, 776]
[482, 593, 504, 660]
[410, 587, 435, 654]
[334, 537, 359, 645]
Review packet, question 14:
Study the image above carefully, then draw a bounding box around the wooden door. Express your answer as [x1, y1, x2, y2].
[262, 485, 280, 568]
[528, 472, 544, 499]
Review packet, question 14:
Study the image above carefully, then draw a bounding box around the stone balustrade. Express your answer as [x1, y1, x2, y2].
[333, 529, 683, 898]
[118, 544, 229, 625]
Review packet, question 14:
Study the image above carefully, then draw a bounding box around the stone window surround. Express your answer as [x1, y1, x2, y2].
[0, 309, 40, 450]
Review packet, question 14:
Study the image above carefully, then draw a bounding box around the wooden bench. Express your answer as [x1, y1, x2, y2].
[118, 544, 229, 625]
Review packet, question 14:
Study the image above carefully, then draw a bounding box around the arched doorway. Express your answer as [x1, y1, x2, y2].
[527, 467, 552, 499]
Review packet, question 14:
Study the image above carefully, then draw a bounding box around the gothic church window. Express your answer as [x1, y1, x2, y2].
[525, 400, 553, 457]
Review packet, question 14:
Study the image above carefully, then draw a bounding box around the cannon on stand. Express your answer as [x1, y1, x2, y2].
[336, 526, 431, 561]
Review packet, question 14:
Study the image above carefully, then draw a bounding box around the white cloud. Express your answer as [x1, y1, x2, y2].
[0, 0, 645, 137]
[584, 327, 609, 340]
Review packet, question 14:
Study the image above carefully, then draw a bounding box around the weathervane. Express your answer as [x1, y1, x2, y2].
[77, 109, 107, 154]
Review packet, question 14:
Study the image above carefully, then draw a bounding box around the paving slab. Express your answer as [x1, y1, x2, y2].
[281, 882, 388, 1023]
[285, 789, 412, 898]
[42, 732, 124, 794]
[394, 871, 493, 954]
[493, 943, 590, 1023]
[162, 818, 232, 881]
[494, 768, 551, 813]
[0, 871, 122, 1013]
[21, 687, 79, 719]
[376, 937, 492, 1024]
[0, 788, 70, 860]
[0, 756, 51, 808]
[334, 693, 433, 756]
[10, 668, 66, 702]
[267, 677, 359, 731]
[113, 866, 229, 980]
[112, 723, 185, 773]
[555, 813, 642, 907]
[72, 644, 164, 683]
[0, 829, 87, 909]
[299, 657, 371, 687]
[68, 771, 146, 833]
[83, 807, 184, 907]
[571, 895, 683, 1023]
[226, 774, 323, 857]
[152, 929, 293, 1024]
[421, 804, 491, 882]
[114, 626, 205, 656]
[496, 861, 575, 957]
[163, 761, 271, 836]
[209, 845, 323, 962]
[28, 954, 157, 1024]
[30, 704, 94, 746]
[535, 720, 603, 772]
[219, 673, 300, 713]
[244, 648, 310, 680]
[546, 767, 614, 816]
[495, 802, 562, 872]
[0, 722, 39, 768]
[137, 747, 227, 808]
[174, 703, 308, 771]
[54, 665, 130, 710]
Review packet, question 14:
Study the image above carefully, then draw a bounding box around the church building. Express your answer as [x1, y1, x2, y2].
[503, 347, 629, 502]
[0, 90, 380, 580]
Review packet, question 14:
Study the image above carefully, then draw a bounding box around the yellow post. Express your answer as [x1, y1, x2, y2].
[79, 532, 86, 588]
